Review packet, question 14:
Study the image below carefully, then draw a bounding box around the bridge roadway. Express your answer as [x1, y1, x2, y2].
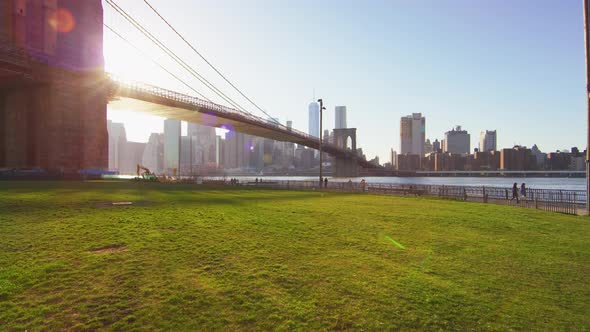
[108, 76, 378, 169]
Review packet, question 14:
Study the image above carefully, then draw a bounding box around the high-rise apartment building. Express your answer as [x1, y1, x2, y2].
[400, 113, 425, 155]
[479, 130, 497, 152]
[308, 102, 320, 138]
[335, 106, 347, 129]
[443, 126, 470, 154]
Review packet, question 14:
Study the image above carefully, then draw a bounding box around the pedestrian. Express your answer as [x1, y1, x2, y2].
[510, 182, 519, 203]
[520, 183, 526, 198]
[324, 177, 328, 188]
[361, 179, 366, 192]
[255, 178, 258, 184]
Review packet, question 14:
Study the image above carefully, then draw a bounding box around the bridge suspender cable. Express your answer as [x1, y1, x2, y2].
[104, 24, 211, 102]
[141, 0, 281, 125]
[105, 0, 253, 116]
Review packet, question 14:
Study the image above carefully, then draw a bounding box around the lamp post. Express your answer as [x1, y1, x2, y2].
[317, 98, 326, 187]
[584, 0, 590, 212]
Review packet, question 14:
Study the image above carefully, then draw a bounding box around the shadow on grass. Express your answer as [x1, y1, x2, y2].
[0, 181, 360, 217]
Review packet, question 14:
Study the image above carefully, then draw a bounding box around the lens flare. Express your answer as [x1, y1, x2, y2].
[385, 235, 406, 250]
[201, 112, 218, 127]
[48, 9, 76, 33]
[220, 123, 235, 139]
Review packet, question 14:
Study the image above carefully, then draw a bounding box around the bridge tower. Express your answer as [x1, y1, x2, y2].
[332, 128, 359, 177]
[0, 0, 107, 174]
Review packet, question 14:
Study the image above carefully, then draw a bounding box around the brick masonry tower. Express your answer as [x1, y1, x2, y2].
[0, 0, 107, 174]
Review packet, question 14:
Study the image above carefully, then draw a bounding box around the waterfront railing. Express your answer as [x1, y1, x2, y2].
[211, 179, 583, 215]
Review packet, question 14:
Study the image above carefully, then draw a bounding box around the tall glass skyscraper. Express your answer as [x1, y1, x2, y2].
[308, 101, 320, 138]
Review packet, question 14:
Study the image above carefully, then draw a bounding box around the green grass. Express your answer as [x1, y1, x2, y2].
[0, 181, 589, 331]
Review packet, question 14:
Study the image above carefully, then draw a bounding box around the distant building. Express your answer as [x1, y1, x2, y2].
[443, 126, 470, 154]
[368, 156, 380, 167]
[391, 149, 397, 168]
[120, 142, 146, 175]
[400, 113, 425, 156]
[530, 144, 547, 170]
[424, 139, 433, 155]
[142, 133, 164, 174]
[570, 156, 585, 171]
[396, 154, 421, 171]
[164, 119, 181, 174]
[308, 102, 320, 138]
[433, 153, 467, 172]
[472, 150, 501, 171]
[295, 145, 315, 169]
[335, 106, 347, 129]
[432, 139, 442, 153]
[501, 146, 533, 171]
[479, 130, 497, 152]
[547, 151, 571, 170]
[107, 120, 127, 171]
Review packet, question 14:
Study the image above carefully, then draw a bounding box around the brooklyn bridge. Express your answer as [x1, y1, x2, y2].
[0, 0, 378, 177]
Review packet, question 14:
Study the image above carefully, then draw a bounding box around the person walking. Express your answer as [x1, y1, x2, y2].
[510, 182, 519, 203]
[520, 183, 527, 199]
[361, 179, 366, 192]
[324, 177, 328, 188]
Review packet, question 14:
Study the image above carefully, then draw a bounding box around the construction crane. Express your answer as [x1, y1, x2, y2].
[135, 164, 158, 182]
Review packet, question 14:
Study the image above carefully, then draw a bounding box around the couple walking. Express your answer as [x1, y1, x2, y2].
[511, 182, 527, 203]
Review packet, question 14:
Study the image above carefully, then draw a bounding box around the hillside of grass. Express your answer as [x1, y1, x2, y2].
[0, 181, 588, 331]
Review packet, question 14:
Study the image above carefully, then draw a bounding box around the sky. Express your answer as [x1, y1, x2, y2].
[104, 0, 587, 162]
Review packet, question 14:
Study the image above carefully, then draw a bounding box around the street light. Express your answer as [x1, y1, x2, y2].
[584, 0, 590, 212]
[317, 98, 326, 187]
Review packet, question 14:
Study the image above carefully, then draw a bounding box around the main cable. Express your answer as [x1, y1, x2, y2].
[104, 24, 211, 102]
[105, 0, 253, 116]
[142, 0, 281, 125]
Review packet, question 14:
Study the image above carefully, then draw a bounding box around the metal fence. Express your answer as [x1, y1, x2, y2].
[214, 179, 584, 215]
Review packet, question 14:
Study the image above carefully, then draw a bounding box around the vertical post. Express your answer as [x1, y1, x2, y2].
[584, 0, 590, 212]
[317, 99, 325, 187]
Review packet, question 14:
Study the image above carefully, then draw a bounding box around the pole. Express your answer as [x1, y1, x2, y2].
[584, 0, 590, 212]
[318, 98, 323, 187]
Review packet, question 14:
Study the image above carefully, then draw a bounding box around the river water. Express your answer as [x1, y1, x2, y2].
[234, 176, 586, 191]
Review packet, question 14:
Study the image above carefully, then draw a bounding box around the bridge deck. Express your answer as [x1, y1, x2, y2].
[109, 77, 377, 168]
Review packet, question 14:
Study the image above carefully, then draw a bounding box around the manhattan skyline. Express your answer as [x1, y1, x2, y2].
[105, 0, 586, 161]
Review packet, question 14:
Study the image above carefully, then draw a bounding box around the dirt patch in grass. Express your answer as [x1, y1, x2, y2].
[94, 201, 151, 208]
[87, 244, 127, 254]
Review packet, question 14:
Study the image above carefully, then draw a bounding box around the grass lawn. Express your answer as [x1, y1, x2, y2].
[0, 181, 589, 331]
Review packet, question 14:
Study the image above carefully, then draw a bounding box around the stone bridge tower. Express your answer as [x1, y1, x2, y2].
[333, 128, 359, 177]
[0, 0, 107, 174]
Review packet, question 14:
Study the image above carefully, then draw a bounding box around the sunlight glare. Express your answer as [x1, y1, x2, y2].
[48, 9, 76, 33]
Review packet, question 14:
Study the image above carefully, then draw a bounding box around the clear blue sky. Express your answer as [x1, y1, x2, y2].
[104, 0, 586, 162]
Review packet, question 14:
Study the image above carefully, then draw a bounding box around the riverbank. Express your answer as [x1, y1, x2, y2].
[1, 181, 588, 330]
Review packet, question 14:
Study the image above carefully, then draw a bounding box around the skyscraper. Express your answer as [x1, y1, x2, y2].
[400, 113, 425, 155]
[335, 106, 347, 129]
[164, 119, 181, 174]
[479, 130, 497, 152]
[308, 101, 320, 138]
[107, 120, 127, 171]
[443, 126, 470, 154]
